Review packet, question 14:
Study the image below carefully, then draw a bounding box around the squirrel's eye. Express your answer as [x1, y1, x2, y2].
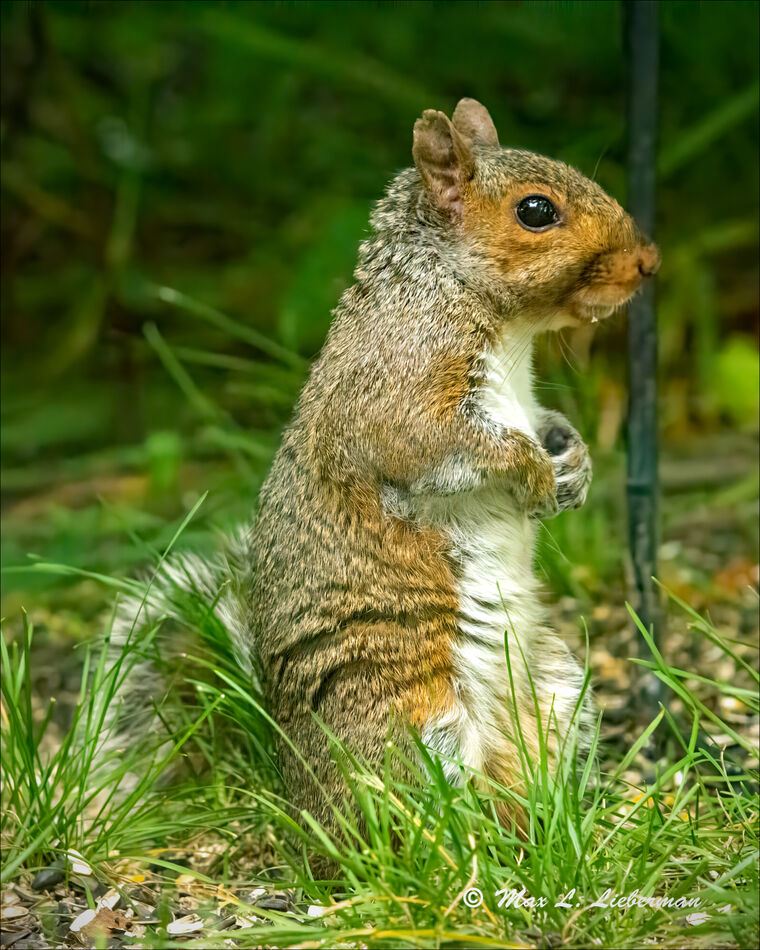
[515, 195, 559, 231]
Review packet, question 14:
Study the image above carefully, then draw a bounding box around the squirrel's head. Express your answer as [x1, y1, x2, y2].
[412, 98, 660, 327]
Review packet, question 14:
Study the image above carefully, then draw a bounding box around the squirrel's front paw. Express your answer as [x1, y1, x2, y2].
[509, 433, 558, 517]
[538, 414, 592, 514]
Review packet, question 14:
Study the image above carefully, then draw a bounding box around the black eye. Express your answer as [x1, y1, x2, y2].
[515, 195, 559, 231]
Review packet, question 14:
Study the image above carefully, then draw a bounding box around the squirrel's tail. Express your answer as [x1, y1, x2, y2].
[100, 524, 255, 772]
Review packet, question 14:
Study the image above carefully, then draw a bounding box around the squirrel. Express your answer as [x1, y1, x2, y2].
[248, 98, 659, 832]
[110, 98, 658, 844]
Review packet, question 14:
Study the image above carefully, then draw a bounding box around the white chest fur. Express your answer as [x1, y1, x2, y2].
[479, 324, 540, 438]
[421, 325, 551, 778]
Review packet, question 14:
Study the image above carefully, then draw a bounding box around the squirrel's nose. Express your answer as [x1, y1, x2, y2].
[637, 243, 660, 277]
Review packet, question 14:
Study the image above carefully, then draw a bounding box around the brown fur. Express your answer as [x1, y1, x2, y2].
[248, 98, 658, 852]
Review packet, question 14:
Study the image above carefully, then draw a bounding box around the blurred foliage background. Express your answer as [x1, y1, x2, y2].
[1, 0, 758, 628]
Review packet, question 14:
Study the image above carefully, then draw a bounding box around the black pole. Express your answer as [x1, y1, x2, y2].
[624, 0, 661, 710]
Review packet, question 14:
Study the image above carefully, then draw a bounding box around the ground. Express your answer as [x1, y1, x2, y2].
[1, 431, 757, 950]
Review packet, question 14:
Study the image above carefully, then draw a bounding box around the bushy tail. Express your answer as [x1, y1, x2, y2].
[100, 524, 256, 771]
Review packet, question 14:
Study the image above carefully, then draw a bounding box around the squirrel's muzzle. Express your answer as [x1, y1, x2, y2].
[594, 241, 660, 286]
[567, 240, 660, 322]
[636, 243, 660, 277]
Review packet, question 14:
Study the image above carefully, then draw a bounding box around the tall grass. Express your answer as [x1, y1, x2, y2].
[2, 539, 757, 947]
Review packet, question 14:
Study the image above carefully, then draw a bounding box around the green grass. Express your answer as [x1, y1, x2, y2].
[2, 525, 757, 948]
[1, 6, 757, 944]
[1, 206, 756, 950]
[0, 497, 232, 885]
[0, 610, 229, 887]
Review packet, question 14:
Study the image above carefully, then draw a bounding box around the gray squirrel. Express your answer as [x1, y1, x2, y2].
[112, 99, 659, 839]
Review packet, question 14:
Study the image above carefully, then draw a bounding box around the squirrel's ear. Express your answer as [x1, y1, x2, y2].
[413, 109, 473, 218]
[451, 98, 499, 148]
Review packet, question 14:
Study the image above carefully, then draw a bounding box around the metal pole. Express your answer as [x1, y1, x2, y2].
[624, 0, 661, 711]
